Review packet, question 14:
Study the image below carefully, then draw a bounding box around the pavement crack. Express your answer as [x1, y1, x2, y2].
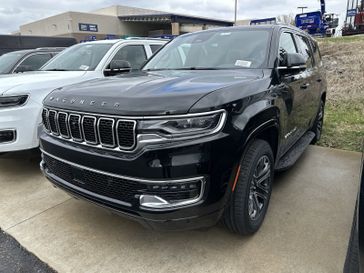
[5, 198, 72, 231]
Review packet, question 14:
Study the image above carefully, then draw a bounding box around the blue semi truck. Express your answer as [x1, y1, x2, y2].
[295, 0, 339, 37]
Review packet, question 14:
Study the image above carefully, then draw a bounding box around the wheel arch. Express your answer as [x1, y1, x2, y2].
[239, 106, 281, 160]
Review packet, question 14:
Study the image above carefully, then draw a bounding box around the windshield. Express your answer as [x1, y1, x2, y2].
[144, 29, 270, 71]
[0, 52, 25, 74]
[42, 43, 112, 71]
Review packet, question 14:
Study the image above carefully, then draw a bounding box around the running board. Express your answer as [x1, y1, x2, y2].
[275, 131, 315, 172]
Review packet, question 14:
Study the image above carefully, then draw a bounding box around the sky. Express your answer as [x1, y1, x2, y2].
[0, 0, 348, 34]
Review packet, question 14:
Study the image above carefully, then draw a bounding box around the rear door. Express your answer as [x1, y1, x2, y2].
[293, 34, 318, 128]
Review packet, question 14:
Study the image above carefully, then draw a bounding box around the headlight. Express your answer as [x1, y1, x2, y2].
[138, 110, 227, 142]
[0, 95, 28, 108]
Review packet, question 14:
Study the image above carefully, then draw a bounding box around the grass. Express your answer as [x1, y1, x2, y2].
[318, 99, 364, 152]
[316, 36, 364, 152]
[318, 35, 364, 44]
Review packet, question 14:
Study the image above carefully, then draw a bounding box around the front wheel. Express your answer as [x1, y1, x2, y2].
[223, 139, 274, 235]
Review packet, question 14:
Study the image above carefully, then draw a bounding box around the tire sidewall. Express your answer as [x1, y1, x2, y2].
[234, 140, 274, 234]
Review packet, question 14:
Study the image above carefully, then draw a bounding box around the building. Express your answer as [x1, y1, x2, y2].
[19, 5, 233, 42]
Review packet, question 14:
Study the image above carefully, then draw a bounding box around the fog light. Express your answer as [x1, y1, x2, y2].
[0, 130, 16, 143]
[139, 178, 205, 210]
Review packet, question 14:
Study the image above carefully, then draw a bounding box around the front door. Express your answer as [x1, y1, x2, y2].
[277, 31, 308, 153]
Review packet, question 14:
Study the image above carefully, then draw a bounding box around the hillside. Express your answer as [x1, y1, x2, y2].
[317, 36, 364, 151]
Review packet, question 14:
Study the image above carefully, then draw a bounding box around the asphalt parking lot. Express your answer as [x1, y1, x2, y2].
[0, 146, 361, 273]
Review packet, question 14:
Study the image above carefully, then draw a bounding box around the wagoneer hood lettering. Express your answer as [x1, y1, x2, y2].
[46, 69, 264, 115]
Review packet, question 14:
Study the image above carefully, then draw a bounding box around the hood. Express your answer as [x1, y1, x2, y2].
[44, 69, 265, 115]
[0, 71, 88, 96]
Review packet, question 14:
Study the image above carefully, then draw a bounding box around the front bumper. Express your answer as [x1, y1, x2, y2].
[0, 103, 41, 152]
[40, 130, 240, 230]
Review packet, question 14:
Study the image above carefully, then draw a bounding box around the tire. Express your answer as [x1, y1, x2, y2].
[223, 139, 274, 235]
[344, 205, 359, 273]
[311, 100, 325, 144]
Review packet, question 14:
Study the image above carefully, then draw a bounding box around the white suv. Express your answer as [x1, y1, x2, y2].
[0, 38, 167, 153]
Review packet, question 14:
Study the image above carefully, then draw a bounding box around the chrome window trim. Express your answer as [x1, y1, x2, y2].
[97, 117, 116, 148]
[0, 129, 17, 144]
[68, 114, 83, 142]
[116, 119, 137, 150]
[48, 110, 60, 135]
[57, 111, 70, 138]
[81, 115, 98, 145]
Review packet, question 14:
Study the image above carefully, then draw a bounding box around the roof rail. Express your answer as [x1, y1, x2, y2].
[35, 47, 66, 50]
[125, 37, 172, 41]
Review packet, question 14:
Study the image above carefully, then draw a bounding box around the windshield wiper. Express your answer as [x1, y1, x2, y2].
[145, 67, 221, 71]
[174, 67, 221, 70]
[43, 69, 70, 71]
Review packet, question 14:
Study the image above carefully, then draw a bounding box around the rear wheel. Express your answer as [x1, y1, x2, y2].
[223, 139, 274, 235]
[311, 100, 325, 144]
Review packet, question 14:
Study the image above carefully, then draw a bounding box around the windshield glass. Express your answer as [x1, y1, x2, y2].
[42, 43, 112, 71]
[0, 52, 25, 74]
[144, 29, 270, 71]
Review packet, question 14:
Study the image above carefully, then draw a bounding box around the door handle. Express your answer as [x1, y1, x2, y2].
[300, 83, 310, 90]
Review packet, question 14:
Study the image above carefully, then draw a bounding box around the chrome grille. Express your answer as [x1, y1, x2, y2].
[58, 112, 69, 138]
[82, 116, 97, 144]
[43, 108, 136, 151]
[48, 110, 59, 135]
[42, 109, 50, 131]
[117, 120, 137, 149]
[69, 114, 82, 141]
[98, 118, 115, 147]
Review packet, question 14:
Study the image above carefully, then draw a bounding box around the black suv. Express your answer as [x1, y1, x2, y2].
[0, 48, 64, 74]
[40, 25, 326, 235]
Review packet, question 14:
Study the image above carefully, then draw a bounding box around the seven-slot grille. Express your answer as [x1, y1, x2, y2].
[42, 108, 136, 150]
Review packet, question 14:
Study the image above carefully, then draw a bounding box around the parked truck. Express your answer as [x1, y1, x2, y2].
[0, 35, 77, 56]
[295, 0, 339, 37]
[342, 0, 364, 36]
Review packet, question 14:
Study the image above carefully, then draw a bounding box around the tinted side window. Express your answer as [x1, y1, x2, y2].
[295, 35, 314, 69]
[150, 44, 163, 54]
[311, 40, 322, 67]
[112, 45, 147, 70]
[279, 32, 297, 66]
[279, 32, 297, 54]
[16, 53, 53, 72]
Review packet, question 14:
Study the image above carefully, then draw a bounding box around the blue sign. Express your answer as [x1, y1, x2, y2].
[347, 9, 357, 17]
[79, 23, 98, 32]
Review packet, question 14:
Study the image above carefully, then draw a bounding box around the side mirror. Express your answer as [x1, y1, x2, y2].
[104, 60, 132, 76]
[110, 60, 131, 71]
[278, 53, 307, 72]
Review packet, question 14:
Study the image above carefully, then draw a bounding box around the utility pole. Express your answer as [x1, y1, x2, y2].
[297, 6, 308, 14]
[234, 0, 238, 25]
